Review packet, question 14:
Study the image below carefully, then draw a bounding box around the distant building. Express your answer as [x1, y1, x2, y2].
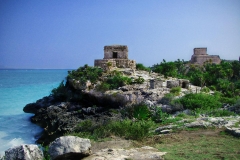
[190, 48, 221, 65]
[94, 45, 136, 69]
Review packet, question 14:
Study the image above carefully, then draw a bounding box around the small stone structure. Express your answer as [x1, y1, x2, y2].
[190, 48, 221, 65]
[94, 45, 136, 70]
[167, 79, 189, 89]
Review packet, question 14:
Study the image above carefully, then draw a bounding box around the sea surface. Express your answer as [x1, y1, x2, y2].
[0, 69, 69, 156]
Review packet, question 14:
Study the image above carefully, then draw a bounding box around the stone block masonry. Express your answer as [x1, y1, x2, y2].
[94, 45, 136, 69]
[190, 48, 221, 65]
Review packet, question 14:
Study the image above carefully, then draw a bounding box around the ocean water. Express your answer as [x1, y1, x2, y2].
[0, 69, 69, 156]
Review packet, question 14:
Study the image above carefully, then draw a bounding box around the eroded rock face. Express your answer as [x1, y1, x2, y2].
[48, 136, 91, 160]
[23, 96, 55, 114]
[31, 103, 82, 145]
[5, 144, 43, 160]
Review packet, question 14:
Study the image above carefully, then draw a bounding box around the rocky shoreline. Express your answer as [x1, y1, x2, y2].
[2, 68, 240, 159]
[22, 69, 196, 145]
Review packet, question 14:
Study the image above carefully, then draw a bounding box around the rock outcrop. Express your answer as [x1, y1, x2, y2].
[48, 136, 91, 160]
[22, 68, 203, 144]
[5, 144, 43, 160]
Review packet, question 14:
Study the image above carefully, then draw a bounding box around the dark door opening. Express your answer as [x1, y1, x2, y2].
[113, 52, 118, 58]
[182, 82, 186, 88]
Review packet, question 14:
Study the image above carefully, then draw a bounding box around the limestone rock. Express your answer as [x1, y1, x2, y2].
[155, 125, 177, 133]
[68, 79, 92, 90]
[185, 120, 211, 128]
[5, 144, 43, 160]
[48, 136, 91, 160]
[83, 146, 166, 160]
[160, 129, 172, 134]
[226, 127, 240, 137]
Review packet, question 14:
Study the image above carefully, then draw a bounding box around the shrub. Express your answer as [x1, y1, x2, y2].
[220, 97, 237, 105]
[106, 75, 132, 89]
[136, 63, 151, 71]
[93, 119, 155, 140]
[67, 119, 155, 141]
[151, 106, 169, 123]
[96, 82, 110, 92]
[133, 104, 150, 120]
[122, 103, 150, 120]
[176, 93, 222, 111]
[133, 76, 145, 84]
[68, 65, 103, 83]
[170, 87, 181, 96]
[51, 80, 68, 101]
[200, 87, 210, 93]
[207, 109, 236, 117]
[158, 93, 175, 105]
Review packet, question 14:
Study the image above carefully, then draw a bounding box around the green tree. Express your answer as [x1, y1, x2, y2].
[152, 60, 177, 78]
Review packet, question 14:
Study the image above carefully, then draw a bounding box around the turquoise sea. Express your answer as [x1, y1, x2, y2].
[0, 69, 69, 156]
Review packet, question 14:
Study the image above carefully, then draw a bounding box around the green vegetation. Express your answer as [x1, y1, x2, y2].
[51, 80, 68, 101]
[153, 59, 240, 98]
[133, 76, 144, 84]
[170, 86, 181, 96]
[175, 93, 222, 111]
[42, 146, 50, 160]
[66, 119, 155, 141]
[157, 130, 240, 160]
[151, 106, 170, 123]
[136, 63, 151, 71]
[152, 59, 178, 78]
[200, 86, 210, 93]
[52, 60, 240, 148]
[132, 104, 151, 120]
[105, 74, 132, 89]
[67, 64, 103, 83]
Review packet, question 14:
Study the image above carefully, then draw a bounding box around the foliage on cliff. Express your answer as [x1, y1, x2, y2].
[152, 60, 240, 98]
[136, 63, 151, 72]
[67, 64, 103, 83]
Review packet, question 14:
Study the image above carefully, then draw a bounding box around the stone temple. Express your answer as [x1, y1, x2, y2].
[190, 48, 221, 65]
[94, 45, 136, 69]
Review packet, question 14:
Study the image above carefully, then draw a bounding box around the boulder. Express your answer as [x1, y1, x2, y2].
[68, 79, 92, 90]
[185, 120, 211, 128]
[155, 125, 177, 133]
[5, 144, 43, 160]
[226, 127, 240, 137]
[48, 136, 91, 160]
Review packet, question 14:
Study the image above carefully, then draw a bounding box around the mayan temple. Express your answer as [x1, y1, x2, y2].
[190, 48, 221, 65]
[94, 45, 136, 69]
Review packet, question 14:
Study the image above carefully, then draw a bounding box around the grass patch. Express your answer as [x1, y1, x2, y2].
[156, 129, 240, 160]
[66, 119, 156, 141]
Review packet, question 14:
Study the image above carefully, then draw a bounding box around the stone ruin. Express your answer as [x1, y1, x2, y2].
[190, 48, 221, 65]
[166, 79, 190, 89]
[94, 45, 136, 70]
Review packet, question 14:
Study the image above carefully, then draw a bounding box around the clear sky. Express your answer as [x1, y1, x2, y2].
[0, 0, 239, 69]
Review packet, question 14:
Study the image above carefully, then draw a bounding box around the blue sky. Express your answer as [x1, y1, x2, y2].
[0, 0, 239, 69]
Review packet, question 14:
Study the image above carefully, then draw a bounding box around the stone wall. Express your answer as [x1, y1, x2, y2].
[104, 45, 128, 59]
[190, 48, 221, 65]
[95, 45, 136, 69]
[94, 59, 136, 69]
[194, 48, 207, 55]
